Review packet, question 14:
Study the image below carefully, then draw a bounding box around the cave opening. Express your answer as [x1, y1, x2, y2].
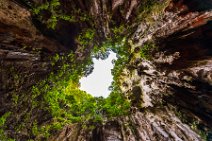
[1, 0, 212, 140]
[79, 51, 117, 98]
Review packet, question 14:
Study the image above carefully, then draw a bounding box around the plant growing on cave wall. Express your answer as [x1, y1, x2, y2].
[135, 0, 170, 22]
[0, 112, 15, 141]
[140, 42, 156, 59]
[0, 47, 131, 140]
[0, 0, 170, 140]
[0, 16, 158, 141]
[32, 0, 91, 29]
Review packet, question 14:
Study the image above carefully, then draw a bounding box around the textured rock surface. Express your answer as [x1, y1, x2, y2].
[0, 0, 212, 140]
[51, 109, 202, 141]
[0, 2, 69, 139]
[0, 0, 66, 94]
[52, 0, 212, 141]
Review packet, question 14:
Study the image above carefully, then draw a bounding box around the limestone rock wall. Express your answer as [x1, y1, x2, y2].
[0, 0, 211, 140]
[52, 0, 212, 141]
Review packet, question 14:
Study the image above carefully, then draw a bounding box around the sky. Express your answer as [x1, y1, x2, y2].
[79, 52, 117, 98]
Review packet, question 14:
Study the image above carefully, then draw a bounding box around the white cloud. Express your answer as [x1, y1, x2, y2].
[79, 52, 117, 98]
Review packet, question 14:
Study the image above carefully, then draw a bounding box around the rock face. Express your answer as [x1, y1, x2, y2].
[51, 109, 202, 141]
[0, 0, 212, 141]
[0, 0, 66, 94]
[51, 0, 212, 140]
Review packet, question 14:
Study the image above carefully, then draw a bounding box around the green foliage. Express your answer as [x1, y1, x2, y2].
[0, 112, 15, 141]
[111, 24, 127, 41]
[0, 112, 11, 127]
[32, 2, 49, 15]
[2, 10, 157, 140]
[32, 0, 90, 29]
[77, 29, 95, 47]
[104, 91, 130, 117]
[2, 47, 130, 140]
[32, 0, 64, 29]
[2, 1, 171, 140]
[4, 1, 163, 140]
[92, 43, 110, 60]
[136, 0, 169, 22]
[92, 37, 131, 118]
[112, 25, 125, 35]
[26, 53, 96, 138]
[140, 42, 156, 59]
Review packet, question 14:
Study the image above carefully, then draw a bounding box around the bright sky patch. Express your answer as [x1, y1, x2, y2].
[79, 52, 117, 98]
